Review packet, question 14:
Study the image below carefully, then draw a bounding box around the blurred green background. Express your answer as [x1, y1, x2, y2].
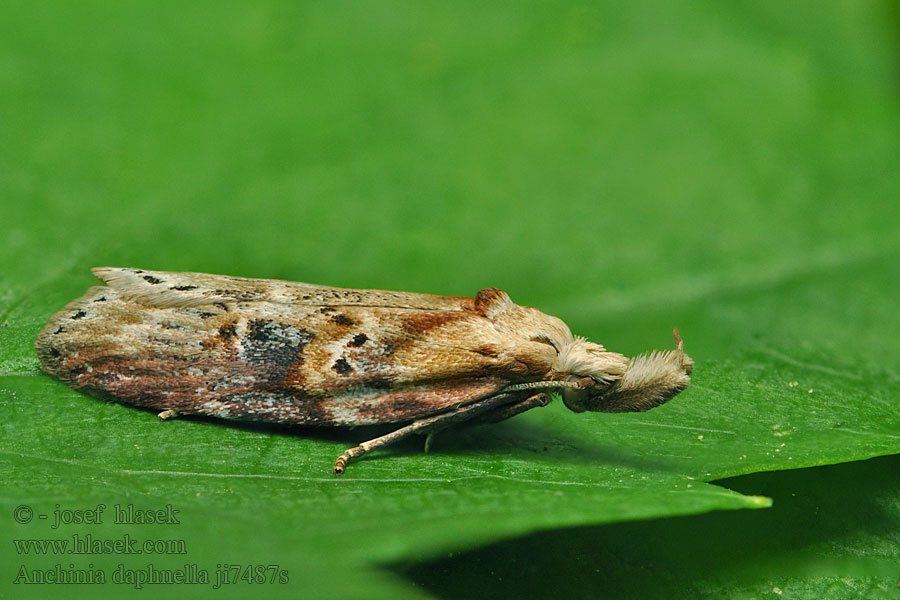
[2, 1, 899, 598]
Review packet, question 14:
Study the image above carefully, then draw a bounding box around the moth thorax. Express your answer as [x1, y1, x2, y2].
[555, 337, 628, 382]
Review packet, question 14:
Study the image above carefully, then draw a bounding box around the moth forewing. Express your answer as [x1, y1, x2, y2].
[35, 268, 694, 473]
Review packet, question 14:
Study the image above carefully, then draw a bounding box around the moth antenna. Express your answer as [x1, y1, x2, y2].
[504, 378, 593, 393]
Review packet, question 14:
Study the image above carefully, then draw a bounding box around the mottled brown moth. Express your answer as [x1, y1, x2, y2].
[35, 268, 694, 473]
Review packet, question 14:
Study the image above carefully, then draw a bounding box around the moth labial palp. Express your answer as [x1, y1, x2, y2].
[34, 268, 695, 474]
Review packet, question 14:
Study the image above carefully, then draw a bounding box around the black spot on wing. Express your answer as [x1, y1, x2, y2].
[331, 314, 355, 326]
[143, 275, 163, 284]
[349, 333, 368, 347]
[332, 358, 352, 374]
[171, 285, 197, 291]
[71, 310, 86, 320]
[242, 319, 315, 367]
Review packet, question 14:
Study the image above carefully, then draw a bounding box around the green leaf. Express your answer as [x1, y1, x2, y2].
[2, 1, 898, 598]
[402, 454, 900, 599]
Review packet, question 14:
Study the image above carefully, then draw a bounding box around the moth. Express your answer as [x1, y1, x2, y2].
[35, 268, 694, 473]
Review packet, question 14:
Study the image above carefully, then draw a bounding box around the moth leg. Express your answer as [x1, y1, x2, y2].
[472, 392, 551, 424]
[424, 432, 436, 454]
[333, 391, 521, 474]
[425, 393, 551, 452]
[157, 409, 180, 421]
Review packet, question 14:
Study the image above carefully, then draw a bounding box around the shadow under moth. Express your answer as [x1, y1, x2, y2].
[35, 268, 694, 473]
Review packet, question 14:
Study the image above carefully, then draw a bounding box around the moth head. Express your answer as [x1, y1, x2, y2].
[561, 329, 693, 413]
